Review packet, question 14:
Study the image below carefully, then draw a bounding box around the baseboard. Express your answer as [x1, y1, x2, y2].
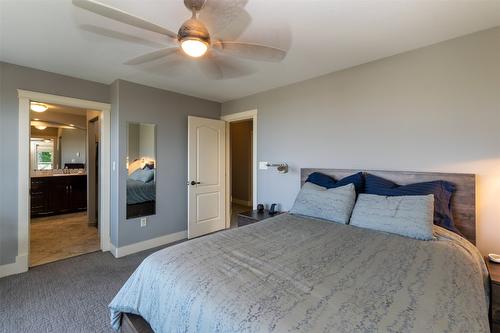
[0, 254, 28, 278]
[110, 230, 187, 258]
[232, 198, 252, 207]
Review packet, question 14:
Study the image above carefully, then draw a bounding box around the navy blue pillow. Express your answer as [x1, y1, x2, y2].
[364, 173, 460, 235]
[306, 172, 364, 193]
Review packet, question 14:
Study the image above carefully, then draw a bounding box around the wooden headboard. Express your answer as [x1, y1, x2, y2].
[300, 168, 476, 244]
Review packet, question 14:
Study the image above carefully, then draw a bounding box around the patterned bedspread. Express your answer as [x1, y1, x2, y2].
[109, 213, 489, 333]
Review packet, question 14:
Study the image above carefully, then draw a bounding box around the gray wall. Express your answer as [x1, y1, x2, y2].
[111, 80, 220, 247]
[60, 128, 86, 166]
[222, 27, 500, 255]
[0, 63, 221, 265]
[127, 123, 140, 162]
[139, 124, 155, 160]
[0, 62, 109, 265]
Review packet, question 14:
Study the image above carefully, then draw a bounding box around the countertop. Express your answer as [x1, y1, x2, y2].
[31, 173, 87, 178]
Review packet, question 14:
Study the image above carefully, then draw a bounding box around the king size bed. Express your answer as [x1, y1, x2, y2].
[109, 169, 490, 333]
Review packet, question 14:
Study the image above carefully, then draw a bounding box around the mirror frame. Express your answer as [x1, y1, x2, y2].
[126, 122, 157, 220]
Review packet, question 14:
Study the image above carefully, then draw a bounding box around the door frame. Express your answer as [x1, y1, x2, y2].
[17, 89, 112, 272]
[221, 109, 258, 228]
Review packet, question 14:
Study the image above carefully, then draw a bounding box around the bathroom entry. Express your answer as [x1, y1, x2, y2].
[229, 119, 253, 227]
[29, 102, 101, 266]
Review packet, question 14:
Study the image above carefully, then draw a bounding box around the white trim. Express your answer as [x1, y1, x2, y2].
[0, 254, 28, 278]
[18, 90, 110, 111]
[110, 230, 187, 258]
[221, 110, 258, 228]
[99, 108, 111, 251]
[18, 96, 30, 269]
[231, 198, 252, 207]
[15, 90, 111, 277]
[221, 109, 258, 122]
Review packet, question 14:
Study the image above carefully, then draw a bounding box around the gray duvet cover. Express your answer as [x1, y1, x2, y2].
[109, 213, 489, 333]
[127, 179, 155, 205]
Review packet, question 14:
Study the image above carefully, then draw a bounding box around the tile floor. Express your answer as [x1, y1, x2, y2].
[30, 212, 100, 267]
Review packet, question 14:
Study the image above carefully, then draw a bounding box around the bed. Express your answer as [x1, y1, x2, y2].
[127, 178, 156, 205]
[127, 172, 156, 219]
[110, 169, 489, 333]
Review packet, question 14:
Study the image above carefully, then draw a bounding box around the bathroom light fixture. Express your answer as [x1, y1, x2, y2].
[30, 102, 48, 113]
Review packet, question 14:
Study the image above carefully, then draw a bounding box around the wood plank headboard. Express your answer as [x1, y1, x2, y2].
[301, 168, 476, 245]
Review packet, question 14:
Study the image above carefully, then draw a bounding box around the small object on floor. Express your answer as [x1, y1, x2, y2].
[489, 253, 500, 263]
[269, 203, 278, 215]
[257, 203, 264, 213]
[237, 209, 282, 227]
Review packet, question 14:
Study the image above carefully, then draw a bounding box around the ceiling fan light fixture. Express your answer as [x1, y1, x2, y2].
[181, 38, 208, 57]
[30, 102, 48, 113]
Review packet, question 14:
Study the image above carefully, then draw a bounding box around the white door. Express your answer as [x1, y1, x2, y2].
[188, 116, 226, 238]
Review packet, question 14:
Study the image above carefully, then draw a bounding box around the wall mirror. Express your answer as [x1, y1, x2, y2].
[126, 122, 156, 219]
[30, 126, 87, 171]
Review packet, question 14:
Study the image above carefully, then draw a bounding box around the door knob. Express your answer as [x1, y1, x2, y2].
[190, 181, 201, 185]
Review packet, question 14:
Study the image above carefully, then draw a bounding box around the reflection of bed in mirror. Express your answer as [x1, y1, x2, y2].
[127, 160, 156, 219]
[126, 121, 156, 219]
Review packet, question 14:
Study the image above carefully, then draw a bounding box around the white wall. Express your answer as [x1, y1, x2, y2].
[222, 27, 500, 255]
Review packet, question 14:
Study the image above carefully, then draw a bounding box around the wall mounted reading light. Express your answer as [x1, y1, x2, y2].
[266, 163, 289, 174]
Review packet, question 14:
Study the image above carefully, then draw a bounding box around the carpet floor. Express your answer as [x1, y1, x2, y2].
[0, 243, 181, 333]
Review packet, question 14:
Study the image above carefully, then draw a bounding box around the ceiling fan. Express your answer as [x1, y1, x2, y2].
[73, 0, 287, 76]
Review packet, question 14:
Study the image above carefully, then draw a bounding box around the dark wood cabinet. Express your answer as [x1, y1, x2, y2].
[30, 175, 87, 217]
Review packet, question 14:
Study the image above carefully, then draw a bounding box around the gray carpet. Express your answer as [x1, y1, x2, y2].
[0, 243, 182, 333]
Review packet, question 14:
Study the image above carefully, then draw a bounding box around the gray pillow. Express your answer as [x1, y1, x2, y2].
[350, 193, 435, 240]
[290, 182, 356, 224]
[129, 168, 154, 183]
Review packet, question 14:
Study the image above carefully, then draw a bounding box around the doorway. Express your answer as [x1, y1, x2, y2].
[221, 110, 258, 229]
[17, 90, 111, 274]
[29, 103, 100, 266]
[229, 120, 253, 227]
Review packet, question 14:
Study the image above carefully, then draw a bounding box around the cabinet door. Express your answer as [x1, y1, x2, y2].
[49, 177, 71, 214]
[70, 176, 87, 211]
[31, 178, 52, 216]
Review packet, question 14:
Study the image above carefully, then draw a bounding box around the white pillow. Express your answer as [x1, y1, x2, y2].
[350, 194, 435, 240]
[289, 182, 356, 224]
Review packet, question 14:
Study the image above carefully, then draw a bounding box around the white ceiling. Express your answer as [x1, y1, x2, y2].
[1, 0, 500, 102]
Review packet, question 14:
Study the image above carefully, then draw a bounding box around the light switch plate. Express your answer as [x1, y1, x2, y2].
[259, 161, 268, 170]
[140, 217, 147, 227]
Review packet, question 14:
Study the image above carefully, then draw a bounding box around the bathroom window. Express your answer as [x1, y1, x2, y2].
[31, 138, 55, 170]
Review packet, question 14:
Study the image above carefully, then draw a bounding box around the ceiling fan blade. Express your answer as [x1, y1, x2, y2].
[125, 48, 179, 65]
[211, 55, 257, 79]
[79, 25, 171, 48]
[196, 54, 223, 80]
[213, 41, 286, 62]
[199, 0, 250, 40]
[72, 0, 178, 39]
